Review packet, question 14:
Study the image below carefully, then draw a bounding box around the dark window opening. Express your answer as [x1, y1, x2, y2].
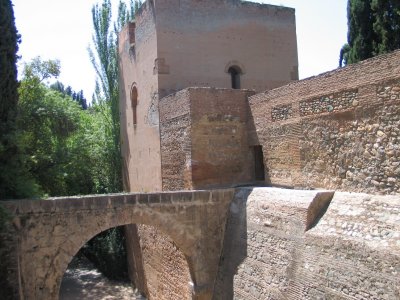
[253, 145, 265, 181]
[131, 86, 138, 125]
[228, 66, 241, 89]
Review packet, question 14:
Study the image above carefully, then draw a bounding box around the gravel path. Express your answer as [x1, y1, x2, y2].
[59, 256, 145, 300]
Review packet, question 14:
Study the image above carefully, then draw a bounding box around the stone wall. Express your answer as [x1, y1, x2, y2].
[0, 209, 20, 299]
[214, 187, 400, 299]
[136, 224, 192, 300]
[1, 190, 233, 300]
[159, 90, 193, 190]
[160, 87, 256, 190]
[249, 50, 400, 194]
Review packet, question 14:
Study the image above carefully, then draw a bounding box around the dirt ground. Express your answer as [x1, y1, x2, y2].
[59, 256, 146, 300]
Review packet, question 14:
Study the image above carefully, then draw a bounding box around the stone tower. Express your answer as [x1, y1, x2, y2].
[119, 0, 298, 192]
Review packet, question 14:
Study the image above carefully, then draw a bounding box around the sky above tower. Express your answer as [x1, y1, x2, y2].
[12, 0, 347, 100]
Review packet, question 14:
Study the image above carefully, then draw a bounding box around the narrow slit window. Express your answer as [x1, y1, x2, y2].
[228, 66, 241, 89]
[131, 86, 138, 125]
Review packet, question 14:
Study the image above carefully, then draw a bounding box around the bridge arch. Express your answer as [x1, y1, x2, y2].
[6, 190, 233, 300]
[58, 221, 193, 299]
[47, 205, 197, 300]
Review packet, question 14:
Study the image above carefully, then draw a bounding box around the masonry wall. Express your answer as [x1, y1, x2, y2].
[119, 1, 162, 193]
[154, 0, 298, 98]
[160, 87, 256, 191]
[214, 188, 400, 299]
[190, 88, 256, 189]
[135, 224, 192, 300]
[249, 50, 400, 194]
[159, 90, 193, 190]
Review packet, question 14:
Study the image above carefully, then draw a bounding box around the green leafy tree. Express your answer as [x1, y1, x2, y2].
[340, 0, 400, 66]
[50, 82, 88, 110]
[18, 57, 111, 196]
[89, 0, 122, 193]
[18, 59, 83, 196]
[89, 0, 140, 193]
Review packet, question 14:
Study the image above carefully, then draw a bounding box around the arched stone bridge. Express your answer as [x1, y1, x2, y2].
[2, 189, 234, 300]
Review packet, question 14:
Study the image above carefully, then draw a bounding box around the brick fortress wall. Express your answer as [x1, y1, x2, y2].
[249, 50, 400, 194]
[154, 0, 298, 97]
[159, 87, 255, 190]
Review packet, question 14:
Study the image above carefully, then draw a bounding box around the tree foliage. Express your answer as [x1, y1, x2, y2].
[88, 0, 141, 193]
[340, 0, 400, 66]
[0, 0, 39, 200]
[17, 58, 124, 197]
[50, 81, 88, 110]
[85, 0, 141, 280]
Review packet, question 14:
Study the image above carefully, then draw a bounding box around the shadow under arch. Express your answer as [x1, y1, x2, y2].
[59, 222, 193, 300]
[54, 213, 199, 300]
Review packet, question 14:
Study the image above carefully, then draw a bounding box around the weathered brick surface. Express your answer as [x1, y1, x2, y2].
[159, 90, 193, 190]
[136, 224, 192, 300]
[119, 0, 298, 194]
[160, 88, 256, 191]
[214, 187, 400, 299]
[249, 50, 400, 194]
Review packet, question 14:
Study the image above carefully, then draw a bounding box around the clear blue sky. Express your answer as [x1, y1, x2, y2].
[12, 0, 348, 99]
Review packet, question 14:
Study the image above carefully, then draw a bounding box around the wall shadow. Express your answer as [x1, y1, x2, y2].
[245, 100, 272, 186]
[212, 188, 251, 299]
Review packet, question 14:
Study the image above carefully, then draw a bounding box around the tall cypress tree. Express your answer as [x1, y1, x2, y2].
[340, 0, 400, 66]
[0, 0, 21, 199]
[0, 0, 19, 126]
[0, 0, 38, 199]
[371, 0, 400, 55]
[0, 2, 26, 297]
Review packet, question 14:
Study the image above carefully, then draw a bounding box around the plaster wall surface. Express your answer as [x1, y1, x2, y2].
[249, 50, 400, 194]
[119, 2, 162, 193]
[155, 0, 298, 97]
[159, 88, 256, 190]
[214, 187, 400, 299]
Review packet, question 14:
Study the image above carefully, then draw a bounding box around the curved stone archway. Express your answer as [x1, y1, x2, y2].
[59, 222, 193, 300]
[4, 189, 234, 300]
